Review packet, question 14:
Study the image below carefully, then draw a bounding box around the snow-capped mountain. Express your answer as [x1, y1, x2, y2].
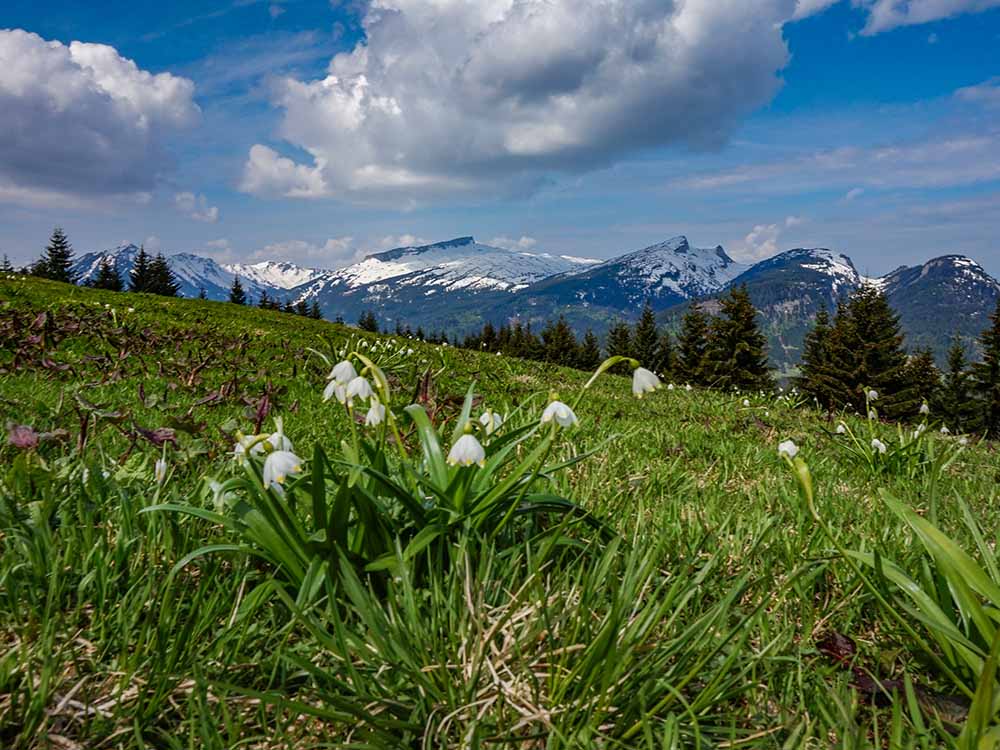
[72, 244, 325, 304]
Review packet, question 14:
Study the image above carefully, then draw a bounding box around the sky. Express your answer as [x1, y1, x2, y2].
[0, 0, 998, 277]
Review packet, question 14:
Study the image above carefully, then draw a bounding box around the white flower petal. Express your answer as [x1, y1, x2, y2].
[778, 439, 798, 459]
[541, 401, 578, 428]
[447, 434, 485, 467]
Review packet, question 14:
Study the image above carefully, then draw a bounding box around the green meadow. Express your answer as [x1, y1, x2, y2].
[2, 275, 999, 748]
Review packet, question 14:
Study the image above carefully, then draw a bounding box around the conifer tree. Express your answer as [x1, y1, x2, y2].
[129, 246, 153, 293]
[541, 316, 578, 365]
[633, 303, 660, 370]
[258, 289, 271, 309]
[1, 255, 13, 273]
[796, 306, 836, 410]
[940, 336, 975, 432]
[294, 300, 309, 317]
[198, 287, 208, 300]
[972, 298, 1000, 438]
[676, 304, 711, 386]
[37, 227, 76, 283]
[148, 253, 180, 297]
[901, 348, 941, 417]
[228, 275, 247, 305]
[480, 321, 498, 352]
[358, 310, 379, 332]
[92, 258, 124, 291]
[705, 286, 772, 391]
[309, 300, 322, 320]
[655, 330, 675, 378]
[605, 319, 633, 372]
[577, 330, 602, 371]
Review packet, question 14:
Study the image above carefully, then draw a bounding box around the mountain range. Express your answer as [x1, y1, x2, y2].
[73, 236, 999, 369]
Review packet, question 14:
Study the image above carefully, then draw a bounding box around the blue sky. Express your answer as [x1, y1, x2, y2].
[1, 0, 998, 276]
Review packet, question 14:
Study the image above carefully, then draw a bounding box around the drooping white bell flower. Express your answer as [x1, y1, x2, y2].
[940, 426, 951, 435]
[329, 360, 357, 385]
[868, 409, 877, 420]
[263, 450, 303, 492]
[265, 419, 294, 452]
[631, 367, 661, 398]
[871, 438, 887, 455]
[154, 458, 167, 484]
[685, 384, 693, 392]
[836, 422, 847, 434]
[919, 402, 930, 416]
[959, 436, 969, 446]
[346, 376, 374, 404]
[447, 433, 486, 467]
[742, 399, 750, 407]
[541, 400, 578, 428]
[365, 400, 386, 427]
[667, 383, 675, 391]
[867, 389, 879, 401]
[778, 440, 798, 459]
[479, 410, 503, 435]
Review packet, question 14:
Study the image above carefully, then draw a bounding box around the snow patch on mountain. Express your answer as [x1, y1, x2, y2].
[225, 261, 329, 290]
[602, 236, 746, 298]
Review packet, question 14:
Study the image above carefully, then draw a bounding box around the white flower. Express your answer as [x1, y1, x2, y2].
[365, 400, 386, 427]
[632, 367, 661, 398]
[541, 400, 578, 428]
[329, 360, 357, 385]
[778, 440, 798, 459]
[127, 307, 135, 313]
[742, 399, 750, 407]
[871, 438, 887, 455]
[914, 423, 927, 436]
[154, 458, 167, 484]
[667, 383, 675, 391]
[263, 450, 303, 491]
[959, 436, 969, 446]
[867, 389, 879, 401]
[479, 410, 503, 435]
[919, 402, 930, 416]
[868, 409, 877, 420]
[836, 422, 847, 434]
[265, 420, 294, 453]
[685, 384, 692, 392]
[346, 376, 374, 404]
[447, 433, 486, 467]
[940, 426, 951, 435]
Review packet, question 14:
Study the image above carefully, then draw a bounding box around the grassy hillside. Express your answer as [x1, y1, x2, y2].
[2, 276, 999, 748]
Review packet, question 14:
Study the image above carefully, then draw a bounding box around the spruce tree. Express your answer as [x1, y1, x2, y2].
[972, 298, 1000, 438]
[940, 337, 975, 432]
[148, 253, 180, 297]
[541, 316, 578, 366]
[92, 258, 123, 292]
[901, 348, 941, 417]
[228, 276, 247, 305]
[198, 287, 208, 300]
[655, 330, 674, 378]
[705, 286, 772, 391]
[796, 306, 836, 411]
[358, 310, 378, 332]
[480, 321, 498, 352]
[605, 319, 633, 372]
[676, 304, 711, 386]
[294, 300, 309, 317]
[633, 303, 660, 370]
[258, 289, 271, 309]
[1, 255, 13, 273]
[37, 227, 76, 283]
[577, 330, 602, 371]
[129, 246, 153, 293]
[309, 300, 322, 320]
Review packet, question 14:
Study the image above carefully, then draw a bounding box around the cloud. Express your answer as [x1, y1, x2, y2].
[489, 235, 538, 251]
[844, 187, 865, 201]
[175, 192, 220, 222]
[269, 4, 286, 19]
[855, 0, 1000, 34]
[241, 0, 796, 202]
[955, 77, 1000, 108]
[736, 216, 805, 261]
[248, 237, 364, 266]
[792, 0, 841, 19]
[0, 29, 198, 205]
[675, 132, 1000, 194]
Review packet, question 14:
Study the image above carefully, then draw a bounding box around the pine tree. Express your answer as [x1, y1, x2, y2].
[655, 329, 675, 379]
[258, 289, 271, 309]
[577, 330, 602, 371]
[129, 246, 153, 293]
[358, 310, 378, 332]
[901, 348, 941, 417]
[198, 287, 208, 300]
[541, 316, 578, 366]
[705, 286, 772, 391]
[796, 306, 836, 411]
[228, 275, 246, 305]
[605, 319, 633, 372]
[1, 255, 13, 273]
[480, 321, 498, 352]
[309, 300, 322, 320]
[37, 227, 76, 283]
[633, 303, 660, 371]
[148, 253, 180, 297]
[972, 298, 1000, 438]
[294, 300, 309, 317]
[940, 337, 975, 433]
[92, 258, 123, 292]
[676, 304, 711, 386]
[822, 285, 911, 418]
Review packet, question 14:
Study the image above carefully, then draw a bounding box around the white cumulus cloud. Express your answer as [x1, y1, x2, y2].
[489, 235, 538, 251]
[241, 0, 798, 202]
[175, 192, 220, 222]
[0, 29, 199, 205]
[856, 0, 1000, 34]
